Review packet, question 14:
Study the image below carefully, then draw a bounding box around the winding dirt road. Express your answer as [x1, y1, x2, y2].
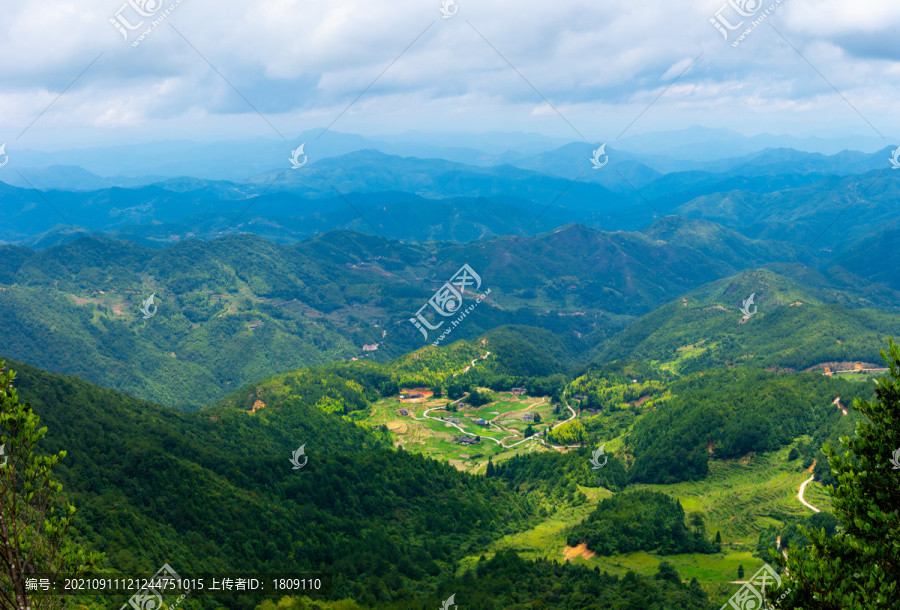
[798, 475, 821, 513]
[422, 400, 580, 450]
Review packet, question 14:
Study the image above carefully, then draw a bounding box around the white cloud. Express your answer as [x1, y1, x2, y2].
[0, 0, 898, 149]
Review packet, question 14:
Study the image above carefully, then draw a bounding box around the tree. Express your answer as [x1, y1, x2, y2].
[466, 389, 493, 407]
[0, 362, 103, 610]
[715, 531, 722, 545]
[430, 383, 443, 398]
[788, 447, 800, 461]
[524, 425, 535, 438]
[485, 459, 495, 477]
[688, 512, 706, 535]
[777, 339, 900, 609]
[447, 381, 467, 400]
[737, 565, 745, 579]
[379, 379, 400, 397]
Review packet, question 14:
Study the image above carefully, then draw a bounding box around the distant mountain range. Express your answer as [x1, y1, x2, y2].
[3, 144, 898, 257]
[1, 216, 895, 409]
[2, 126, 888, 183]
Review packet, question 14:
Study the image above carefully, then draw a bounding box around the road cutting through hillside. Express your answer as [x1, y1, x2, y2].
[798, 475, 821, 513]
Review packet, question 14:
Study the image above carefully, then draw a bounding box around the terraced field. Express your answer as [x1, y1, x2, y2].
[364, 390, 561, 472]
[459, 441, 831, 603]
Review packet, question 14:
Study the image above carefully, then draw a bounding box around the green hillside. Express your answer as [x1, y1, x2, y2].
[1, 224, 801, 409]
[595, 268, 900, 372]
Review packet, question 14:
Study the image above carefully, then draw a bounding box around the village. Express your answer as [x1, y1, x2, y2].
[363, 385, 583, 472]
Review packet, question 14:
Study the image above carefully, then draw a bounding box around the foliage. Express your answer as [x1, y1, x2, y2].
[566, 490, 718, 555]
[260, 549, 715, 609]
[1, 359, 537, 610]
[492, 449, 628, 494]
[546, 419, 585, 445]
[0, 362, 103, 610]
[628, 368, 873, 484]
[776, 339, 900, 609]
[465, 389, 493, 407]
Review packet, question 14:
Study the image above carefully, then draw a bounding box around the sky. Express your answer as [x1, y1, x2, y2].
[1, 0, 899, 151]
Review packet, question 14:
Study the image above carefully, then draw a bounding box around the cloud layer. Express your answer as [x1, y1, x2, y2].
[1, 0, 899, 149]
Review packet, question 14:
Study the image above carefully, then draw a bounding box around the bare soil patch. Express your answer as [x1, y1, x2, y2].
[563, 543, 596, 561]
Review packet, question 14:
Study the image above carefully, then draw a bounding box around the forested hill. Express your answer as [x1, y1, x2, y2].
[3, 357, 718, 609]
[0, 222, 796, 409]
[593, 267, 900, 372]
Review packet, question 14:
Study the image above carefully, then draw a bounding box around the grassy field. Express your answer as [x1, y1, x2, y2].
[364, 389, 562, 472]
[368, 381, 842, 605]
[457, 440, 831, 604]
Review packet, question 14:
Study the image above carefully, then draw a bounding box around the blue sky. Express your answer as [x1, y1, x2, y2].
[1, 0, 899, 150]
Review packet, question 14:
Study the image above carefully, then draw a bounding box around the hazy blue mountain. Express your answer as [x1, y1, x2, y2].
[831, 223, 900, 291]
[616, 126, 887, 161]
[249, 149, 636, 211]
[675, 169, 900, 250]
[2, 165, 169, 191]
[2, 130, 569, 183]
[506, 142, 663, 191]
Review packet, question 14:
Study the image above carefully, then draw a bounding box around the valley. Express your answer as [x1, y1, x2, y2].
[3, 122, 900, 610]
